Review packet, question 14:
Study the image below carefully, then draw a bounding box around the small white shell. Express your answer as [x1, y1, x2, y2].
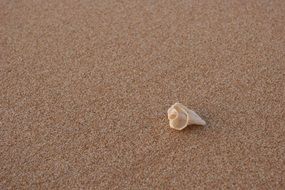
[167, 103, 206, 130]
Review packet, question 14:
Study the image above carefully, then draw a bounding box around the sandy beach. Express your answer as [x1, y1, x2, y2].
[1, 0, 284, 189]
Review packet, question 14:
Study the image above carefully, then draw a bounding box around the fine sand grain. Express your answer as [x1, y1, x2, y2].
[1, 0, 285, 189]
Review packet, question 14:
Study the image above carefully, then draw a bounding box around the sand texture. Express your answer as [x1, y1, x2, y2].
[1, 0, 285, 189]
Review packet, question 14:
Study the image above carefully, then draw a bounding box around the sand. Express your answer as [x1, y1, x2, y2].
[1, 0, 285, 189]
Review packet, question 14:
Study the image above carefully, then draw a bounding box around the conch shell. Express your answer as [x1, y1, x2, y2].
[167, 103, 206, 130]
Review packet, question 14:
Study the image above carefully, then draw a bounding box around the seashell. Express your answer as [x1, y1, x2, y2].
[167, 103, 206, 130]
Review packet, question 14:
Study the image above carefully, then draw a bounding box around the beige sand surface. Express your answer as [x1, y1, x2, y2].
[1, 0, 285, 189]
